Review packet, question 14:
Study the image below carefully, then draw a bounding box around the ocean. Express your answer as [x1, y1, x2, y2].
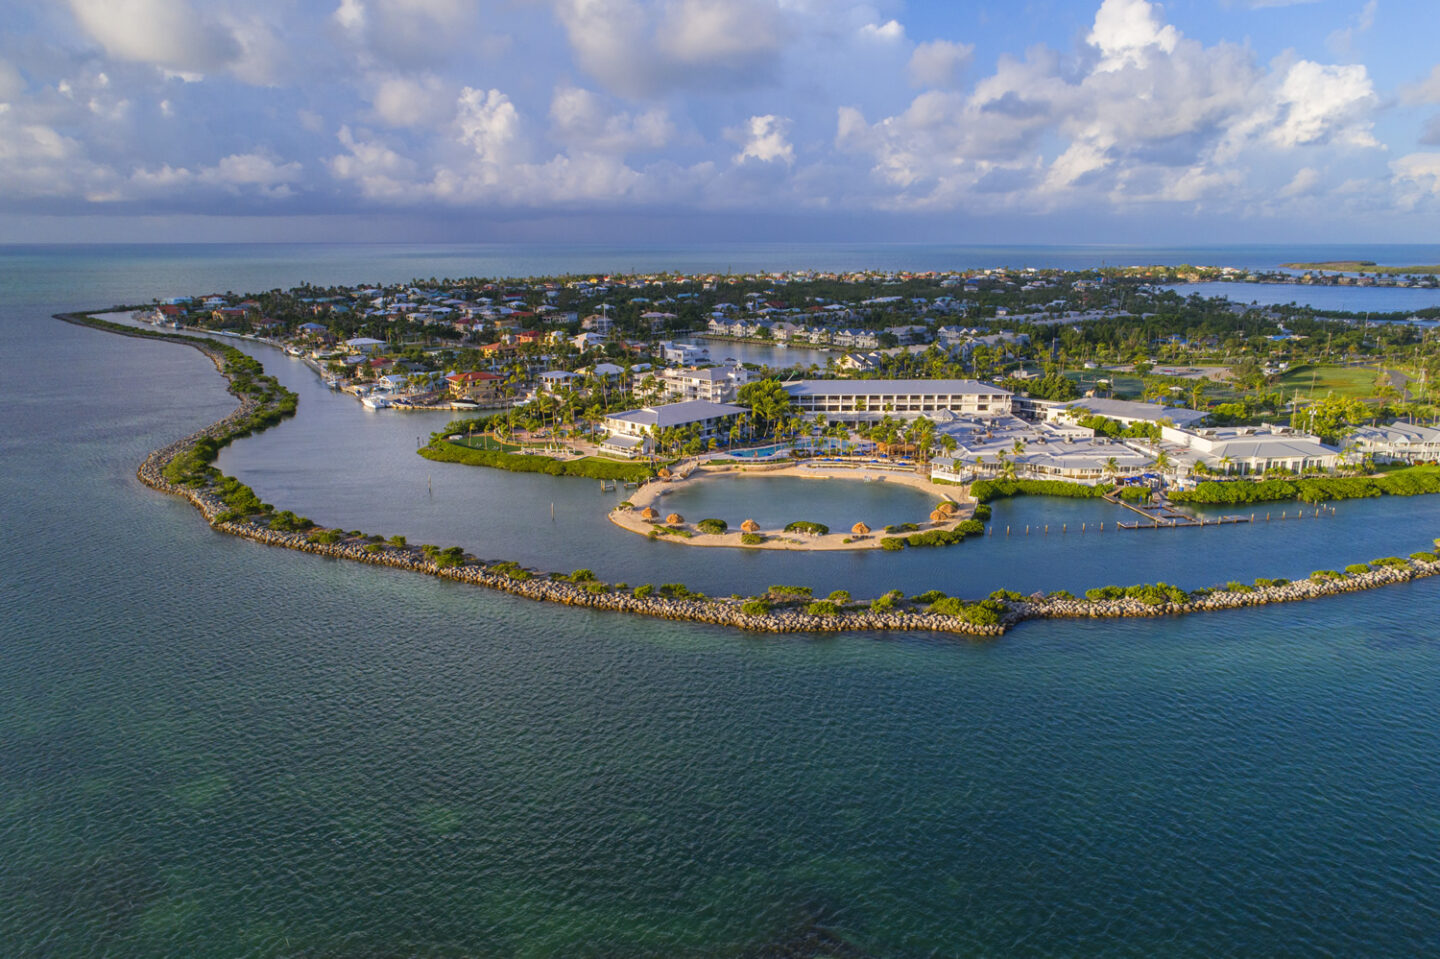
[3, 243, 1440, 956]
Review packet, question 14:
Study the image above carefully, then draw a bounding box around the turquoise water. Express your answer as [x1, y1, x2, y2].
[725, 444, 792, 458]
[5, 244, 1440, 956]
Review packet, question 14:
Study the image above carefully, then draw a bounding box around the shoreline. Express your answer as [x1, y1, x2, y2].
[59, 309, 1440, 639]
[611, 463, 971, 550]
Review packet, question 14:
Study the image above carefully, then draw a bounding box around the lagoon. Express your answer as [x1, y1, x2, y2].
[657, 473, 938, 532]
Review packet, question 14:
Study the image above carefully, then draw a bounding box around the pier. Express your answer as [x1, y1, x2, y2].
[1105, 489, 1251, 530]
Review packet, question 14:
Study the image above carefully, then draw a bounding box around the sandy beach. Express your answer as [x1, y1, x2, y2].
[609, 460, 975, 550]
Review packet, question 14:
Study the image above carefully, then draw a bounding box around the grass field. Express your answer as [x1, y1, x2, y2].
[1276, 364, 1378, 400]
[450, 434, 521, 452]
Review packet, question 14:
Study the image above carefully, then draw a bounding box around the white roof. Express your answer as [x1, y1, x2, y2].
[606, 400, 745, 429]
[785, 379, 1007, 397]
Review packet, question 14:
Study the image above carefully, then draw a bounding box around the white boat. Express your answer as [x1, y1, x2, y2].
[361, 394, 392, 409]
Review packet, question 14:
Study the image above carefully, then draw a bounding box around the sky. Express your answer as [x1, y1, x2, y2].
[2, 0, 1439, 244]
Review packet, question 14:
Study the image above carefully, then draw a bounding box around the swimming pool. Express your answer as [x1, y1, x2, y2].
[726, 443, 792, 458]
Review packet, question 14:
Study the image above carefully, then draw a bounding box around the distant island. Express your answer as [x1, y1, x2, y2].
[1281, 261, 1440, 275]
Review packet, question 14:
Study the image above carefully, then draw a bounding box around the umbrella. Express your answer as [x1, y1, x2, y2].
[930, 509, 949, 524]
[851, 522, 870, 535]
[935, 501, 958, 516]
[741, 519, 760, 533]
[640, 506, 658, 521]
[665, 513, 684, 525]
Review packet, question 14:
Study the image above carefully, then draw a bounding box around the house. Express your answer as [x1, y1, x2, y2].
[660, 342, 710, 365]
[1049, 398, 1208, 430]
[572, 331, 607, 350]
[581, 314, 613, 336]
[445, 371, 505, 404]
[539, 370, 580, 392]
[345, 337, 385, 353]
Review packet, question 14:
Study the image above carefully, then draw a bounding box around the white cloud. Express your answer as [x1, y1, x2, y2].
[732, 114, 794, 164]
[549, 86, 672, 154]
[1088, 0, 1179, 72]
[555, 0, 784, 97]
[1280, 166, 1323, 196]
[1327, 0, 1377, 57]
[908, 40, 974, 89]
[859, 20, 904, 43]
[455, 88, 526, 167]
[1271, 60, 1378, 148]
[67, 0, 239, 74]
[125, 152, 303, 199]
[1390, 153, 1440, 207]
[370, 74, 452, 129]
[327, 125, 421, 200]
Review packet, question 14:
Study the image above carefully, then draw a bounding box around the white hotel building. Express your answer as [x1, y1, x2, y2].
[782, 379, 1012, 421]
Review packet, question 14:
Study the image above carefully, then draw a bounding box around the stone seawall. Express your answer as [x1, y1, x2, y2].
[66, 309, 1440, 641]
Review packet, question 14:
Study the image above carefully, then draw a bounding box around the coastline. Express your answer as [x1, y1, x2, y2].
[610, 463, 971, 550]
[60, 309, 1440, 639]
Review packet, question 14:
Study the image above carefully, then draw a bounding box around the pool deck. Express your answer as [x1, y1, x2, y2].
[609, 462, 975, 550]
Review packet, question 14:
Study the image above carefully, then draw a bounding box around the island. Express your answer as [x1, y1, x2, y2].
[63, 259, 1440, 636]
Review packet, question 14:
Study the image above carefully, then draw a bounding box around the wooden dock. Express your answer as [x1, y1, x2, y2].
[1106, 490, 1251, 530]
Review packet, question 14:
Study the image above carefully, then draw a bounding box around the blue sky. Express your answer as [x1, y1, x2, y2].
[2, 0, 1438, 243]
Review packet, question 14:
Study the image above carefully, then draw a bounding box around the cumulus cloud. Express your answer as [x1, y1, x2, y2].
[549, 86, 672, 154]
[731, 115, 794, 164]
[554, 0, 785, 97]
[370, 74, 453, 129]
[1390, 152, 1440, 207]
[126, 152, 304, 199]
[68, 0, 239, 74]
[908, 40, 974, 89]
[1327, 0, 1377, 58]
[1088, 0, 1179, 72]
[332, 0, 475, 66]
[454, 88, 526, 167]
[1271, 60, 1378, 148]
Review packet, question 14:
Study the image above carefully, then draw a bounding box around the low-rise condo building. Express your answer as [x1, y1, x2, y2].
[783, 379, 1011, 421]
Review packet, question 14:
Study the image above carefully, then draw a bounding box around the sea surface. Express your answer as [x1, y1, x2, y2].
[5, 243, 1440, 957]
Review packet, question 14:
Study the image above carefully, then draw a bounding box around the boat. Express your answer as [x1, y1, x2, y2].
[361, 394, 392, 409]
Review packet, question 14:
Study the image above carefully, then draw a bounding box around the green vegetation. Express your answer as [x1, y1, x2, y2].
[783, 521, 830, 535]
[741, 599, 770, 615]
[269, 510, 313, 532]
[420, 439, 654, 482]
[696, 518, 729, 535]
[1280, 261, 1440, 274]
[1172, 466, 1440, 506]
[805, 600, 841, 616]
[308, 528, 342, 545]
[740, 533, 765, 545]
[768, 584, 813, 599]
[1344, 563, 1372, 576]
[927, 597, 1005, 626]
[1310, 570, 1341, 581]
[490, 561, 532, 581]
[633, 584, 654, 597]
[970, 478, 1113, 503]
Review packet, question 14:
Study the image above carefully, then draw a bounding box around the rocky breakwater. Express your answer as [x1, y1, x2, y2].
[1006, 557, 1440, 626]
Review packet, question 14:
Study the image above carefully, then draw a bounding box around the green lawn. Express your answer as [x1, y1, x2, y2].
[450, 434, 521, 452]
[1276, 364, 1378, 400]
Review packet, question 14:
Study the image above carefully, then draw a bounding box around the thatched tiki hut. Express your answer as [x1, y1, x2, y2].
[851, 522, 871, 536]
[929, 509, 949, 524]
[657, 467, 672, 480]
[640, 506, 659, 521]
[935, 501, 958, 516]
[665, 513, 684, 525]
[741, 519, 761, 533]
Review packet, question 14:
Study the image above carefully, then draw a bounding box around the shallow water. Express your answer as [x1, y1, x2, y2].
[6, 244, 1440, 957]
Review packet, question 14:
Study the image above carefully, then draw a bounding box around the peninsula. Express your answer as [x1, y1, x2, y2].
[61, 257, 1440, 636]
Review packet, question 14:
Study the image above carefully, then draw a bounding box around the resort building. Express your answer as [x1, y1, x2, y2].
[1346, 423, 1440, 463]
[930, 414, 1152, 484]
[783, 379, 1011, 421]
[660, 342, 710, 365]
[659, 365, 752, 403]
[1047, 397, 1209, 430]
[601, 400, 746, 455]
[1161, 425, 1340, 476]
